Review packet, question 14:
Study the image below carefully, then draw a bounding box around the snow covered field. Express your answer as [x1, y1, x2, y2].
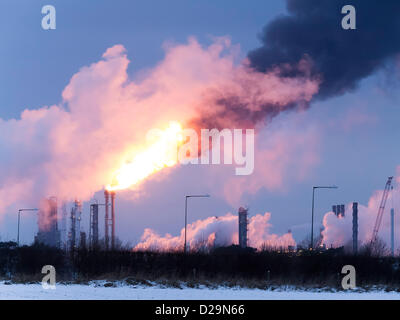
[0, 282, 399, 300]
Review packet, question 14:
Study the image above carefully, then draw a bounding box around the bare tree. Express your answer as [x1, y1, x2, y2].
[361, 237, 389, 257]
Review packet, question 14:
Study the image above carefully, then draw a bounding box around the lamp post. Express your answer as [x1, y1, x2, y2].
[17, 208, 38, 246]
[310, 186, 338, 249]
[184, 194, 210, 253]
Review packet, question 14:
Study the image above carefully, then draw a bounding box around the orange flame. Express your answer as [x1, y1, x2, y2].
[106, 121, 184, 191]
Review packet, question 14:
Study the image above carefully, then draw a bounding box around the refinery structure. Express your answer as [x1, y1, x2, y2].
[32, 190, 117, 251]
[238, 207, 248, 249]
[22, 176, 397, 255]
[31, 193, 254, 252]
[34, 197, 60, 248]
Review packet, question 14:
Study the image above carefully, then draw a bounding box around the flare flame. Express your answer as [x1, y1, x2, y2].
[106, 121, 184, 191]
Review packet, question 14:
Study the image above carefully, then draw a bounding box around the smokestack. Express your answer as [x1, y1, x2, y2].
[61, 202, 68, 250]
[74, 200, 82, 247]
[391, 208, 395, 257]
[332, 204, 345, 218]
[90, 203, 99, 249]
[80, 231, 86, 249]
[69, 206, 76, 250]
[352, 202, 358, 255]
[238, 207, 248, 248]
[104, 190, 109, 250]
[111, 191, 116, 250]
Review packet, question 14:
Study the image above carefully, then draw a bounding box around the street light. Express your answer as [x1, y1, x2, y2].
[310, 186, 338, 249]
[184, 194, 210, 253]
[17, 208, 38, 246]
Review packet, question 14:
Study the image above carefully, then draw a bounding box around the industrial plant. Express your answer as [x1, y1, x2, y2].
[32, 190, 117, 251]
[5, 175, 395, 296]
[25, 176, 396, 256]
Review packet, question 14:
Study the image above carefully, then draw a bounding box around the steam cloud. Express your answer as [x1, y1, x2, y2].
[322, 169, 400, 252]
[0, 38, 318, 215]
[1, 1, 399, 246]
[134, 212, 296, 252]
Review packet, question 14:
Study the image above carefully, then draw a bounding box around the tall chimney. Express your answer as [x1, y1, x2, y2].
[90, 203, 99, 249]
[74, 200, 82, 247]
[70, 206, 76, 250]
[111, 191, 116, 250]
[104, 190, 109, 250]
[352, 202, 358, 255]
[391, 208, 395, 256]
[238, 207, 248, 248]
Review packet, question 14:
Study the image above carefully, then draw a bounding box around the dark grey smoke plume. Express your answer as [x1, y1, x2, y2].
[192, 0, 400, 131]
[249, 0, 400, 98]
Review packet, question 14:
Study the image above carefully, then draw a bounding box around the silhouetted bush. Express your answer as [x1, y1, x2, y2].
[1, 242, 400, 288]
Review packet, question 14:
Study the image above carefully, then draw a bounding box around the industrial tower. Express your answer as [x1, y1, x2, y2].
[68, 199, 82, 251]
[352, 202, 358, 254]
[104, 190, 116, 250]
[238, 207, 248, 248]
[89, 203, 99, 249]
[332, 204, 345, 218]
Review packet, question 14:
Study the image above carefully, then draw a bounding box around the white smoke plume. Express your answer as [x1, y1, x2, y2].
[322, 168, 400, 252]
[134, 211, 296, 252]
[0, 37, 319, 215]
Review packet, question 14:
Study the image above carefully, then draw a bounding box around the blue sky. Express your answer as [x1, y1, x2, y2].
[1, 0, 399, 247]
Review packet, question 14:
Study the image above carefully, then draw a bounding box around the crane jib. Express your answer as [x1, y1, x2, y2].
[371, 176, 393, 246]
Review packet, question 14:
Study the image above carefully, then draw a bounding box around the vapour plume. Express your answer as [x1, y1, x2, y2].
[0, 38, 318, 214]
[322, 169, 400, 252]
[219, 116, 320, 206]
[37, 198, 57, 232]
[248, 0, 400, 99]
[134, 212, 296, 252]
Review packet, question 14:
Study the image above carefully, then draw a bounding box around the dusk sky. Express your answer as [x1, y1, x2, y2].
[1, 0, 400, 250]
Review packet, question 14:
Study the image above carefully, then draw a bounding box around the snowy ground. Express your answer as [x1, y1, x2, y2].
[0, 281, 399, 300]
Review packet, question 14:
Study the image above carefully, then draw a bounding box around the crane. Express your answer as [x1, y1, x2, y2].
[370, 176, 393, 247]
